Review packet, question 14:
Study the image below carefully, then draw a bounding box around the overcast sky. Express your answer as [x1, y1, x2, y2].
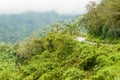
[0, 0, 100, 15]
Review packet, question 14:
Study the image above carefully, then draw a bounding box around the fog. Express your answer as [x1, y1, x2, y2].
[0, 0, 100, 15]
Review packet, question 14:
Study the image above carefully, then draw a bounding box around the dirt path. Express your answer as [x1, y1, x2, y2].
[77, 37, 97, 44]
[77, 37, 113, 46]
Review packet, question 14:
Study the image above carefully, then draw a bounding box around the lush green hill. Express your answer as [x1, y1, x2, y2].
[80, 0, 120, 43]
[0, 0, 120, 80]
[0, 11, 72, 43]
[0, 32, 120, 80]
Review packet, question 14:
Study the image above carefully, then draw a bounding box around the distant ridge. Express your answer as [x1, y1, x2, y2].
[0, 11, 73, 43]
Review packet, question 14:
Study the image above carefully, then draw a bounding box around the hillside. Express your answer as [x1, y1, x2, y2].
[80, 0, 120, 43]
[0, 32, 120, 80]
[0, 11, 72, 43]
[0, 0, 120, 80]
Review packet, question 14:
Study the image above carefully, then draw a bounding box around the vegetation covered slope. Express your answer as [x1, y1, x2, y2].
[0, 11, 72, 43]
[0, 31, 120, 80]
[80, 0, 120, 43]
[0, 0, 120, 80]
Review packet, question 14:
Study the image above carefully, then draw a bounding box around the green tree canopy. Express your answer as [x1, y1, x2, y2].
[80, 0, 120, 39]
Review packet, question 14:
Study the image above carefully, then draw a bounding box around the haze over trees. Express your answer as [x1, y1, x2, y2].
[0, 0, 120, 80]
[0, 11, 72, 43]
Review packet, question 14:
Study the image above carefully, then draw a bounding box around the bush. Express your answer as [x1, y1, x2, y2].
[62, 68, 83, 80]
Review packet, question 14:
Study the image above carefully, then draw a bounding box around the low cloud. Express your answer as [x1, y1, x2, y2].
[0, 0, 100, 15]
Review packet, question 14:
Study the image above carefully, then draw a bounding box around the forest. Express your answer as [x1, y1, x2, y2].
[0, 0, 120, 80]
[0, 11, 72, 43]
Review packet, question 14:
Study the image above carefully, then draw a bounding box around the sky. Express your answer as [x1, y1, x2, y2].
[0, 0, 100, 15]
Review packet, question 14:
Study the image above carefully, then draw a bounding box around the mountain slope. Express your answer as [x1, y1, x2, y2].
[0, 11, 72, 43]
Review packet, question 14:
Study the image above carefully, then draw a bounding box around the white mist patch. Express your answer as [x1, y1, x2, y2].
[0, 0, 100, 15]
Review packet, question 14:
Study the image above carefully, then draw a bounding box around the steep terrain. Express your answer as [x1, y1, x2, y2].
[0, 11, 72, 43]
[0, 32, 120, 80]
[0, 0, 120, 80]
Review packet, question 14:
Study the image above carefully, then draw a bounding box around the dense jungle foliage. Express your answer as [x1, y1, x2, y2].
[80, 0, 120, 43]
[0, 0, 120, 80]
[0, 31, 120, 80]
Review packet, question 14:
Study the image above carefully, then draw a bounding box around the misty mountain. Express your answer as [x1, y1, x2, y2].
[0, 11, 73, 43]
